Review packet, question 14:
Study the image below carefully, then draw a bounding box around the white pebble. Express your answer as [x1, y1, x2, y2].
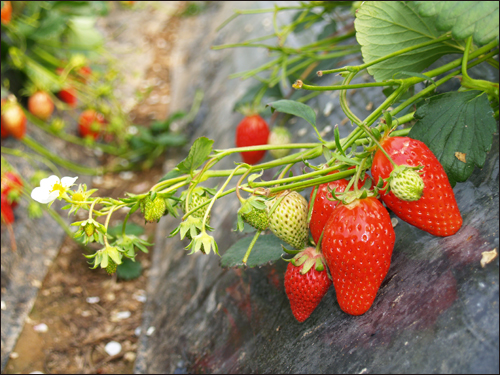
[1, 300, 5, 310]
[86, 296, 100, 304]
[323, 102, 334, 116]
[119, 171, 134, 180]
[146, 326, 155, 336]
[134, 327, 142, 336]
[33, 323, 48, 333]
[391, 218, 398, 227]
[114, 311, 131, 320]
[105, 341, 122, 356]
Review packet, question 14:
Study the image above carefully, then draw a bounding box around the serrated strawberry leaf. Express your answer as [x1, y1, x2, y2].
[409, 90, 497, 186]
[220, 234, 288, 268]
[355, 1, 462, 82]
[267, 100, 323, 141]
[415, 1, 499, 46]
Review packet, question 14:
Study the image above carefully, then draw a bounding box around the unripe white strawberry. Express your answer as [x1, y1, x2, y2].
[266, 190, 308, 249]
[389, 166, 424, 202]
[268, 127, 292, 159]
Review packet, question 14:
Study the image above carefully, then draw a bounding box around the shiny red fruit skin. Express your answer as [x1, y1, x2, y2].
[1, 171, 23, 208]
[235, 115, 270, 165]
[28, 91, 54, 121]
[371, 136, 462, 237]
[284, 259, 332, 322]
[309, 169, 372, 244]
[322, 197, 395, 316]
[58, 87, 78, 107]
[1, 100, 26, 139]
[1, 1, 12, 24]
[78, 110, 106, 140]
[1, 194, 15, 224]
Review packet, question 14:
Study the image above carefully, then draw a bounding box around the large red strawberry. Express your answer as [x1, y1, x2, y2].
[1, 99, 26, 139]
[235, 115, 270, 165]
[28, 91, 54, 121]
[322, 197, 395, 315]
[284, 246, 332, 322]
[78, 109, 107, 140]
[1, 171, 23, 208]
[371, 136, 462, 237]
[309, 168, 372, 244]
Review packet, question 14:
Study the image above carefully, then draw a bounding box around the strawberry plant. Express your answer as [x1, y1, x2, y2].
[25, 1, 498, 321]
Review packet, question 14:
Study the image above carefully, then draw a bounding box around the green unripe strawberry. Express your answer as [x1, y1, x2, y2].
[238, 196, 269, 231]
[183, 190, 211, 222]
[106, 259, 117, 275]
[389, 166, 424, 202]
[268, 127, 292, 159]
[140, 195, 166, 223]
[84, 222, 95, 237]
[266, 191, 308, 249]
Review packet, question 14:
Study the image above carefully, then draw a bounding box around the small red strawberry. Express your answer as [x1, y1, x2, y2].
[58, 87, 78, 107]
[309, 168, 371, 244]
[1, 116, 9, 138]
[28, 91, 54, 121]
[78, 109, 107, 140]
[1, 194, 14, 224]
[322, 196, 395, 315]
[284, 246, 332, 322]
[1, 1, 12, 24]
[235, 115, 270, 165]
[1, 171, 23, 208]
[1, 99, 26, 139]
[371, 136, 462, 237]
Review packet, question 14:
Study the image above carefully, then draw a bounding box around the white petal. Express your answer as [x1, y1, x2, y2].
[39, 175, 60, 190]
[61, 176, 78, 188]
[31, 187, 50, 203]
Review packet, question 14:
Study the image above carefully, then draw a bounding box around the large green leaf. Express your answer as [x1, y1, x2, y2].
[415, 1, 499, 46]
[409, 91, 497, 186]
[267, 99, 316, 128]
[220, 234, 288, 268]
[355, 1, 462, 82]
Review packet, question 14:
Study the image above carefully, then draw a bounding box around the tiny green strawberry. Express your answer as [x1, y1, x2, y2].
[182, 188, 211, 221]
[268, 127, 292, 159]
[84, 222, 95, 237]
[266, 190, 308, 249]
[140, 194, 166, 223]
[388, 166, 424, 202]
[237, 195, 269, 231]
[106, 259, 117, 274]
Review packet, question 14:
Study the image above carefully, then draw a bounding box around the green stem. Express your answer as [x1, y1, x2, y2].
[122, 202, 140, 237]
[242, 230, 262, 264]
[103, 206, 115, 247]
[297, 80, 401, 91]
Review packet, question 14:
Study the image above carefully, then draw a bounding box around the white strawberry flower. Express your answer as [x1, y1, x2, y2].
[31, 175, 78, 204]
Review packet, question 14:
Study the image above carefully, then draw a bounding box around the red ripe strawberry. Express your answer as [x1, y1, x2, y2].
[58, 87, 78, 107]
[309, 168, 371, 244]
[1, 171, 23, 208]
[78, 109, 107, 140]
[1, 1, 12, 24]
[371, 136, 462, 237]
[1, 99, 26, 139]
[1, 194, 14, 224]
[28, 91, 54, 121]
[284, 246, 332, 322]
[322, 197, 395, 315]
[235, 115, 270, 165]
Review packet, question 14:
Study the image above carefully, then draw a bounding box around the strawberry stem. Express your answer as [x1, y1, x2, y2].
[242, 230, 261, 264]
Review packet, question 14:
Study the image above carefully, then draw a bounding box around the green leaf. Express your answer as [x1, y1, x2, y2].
[220, 234, 288, 268]
[66, 17, 103, 49]
[176, 137, 214, 175]
[415, 1, 499, 46]
[267, 99, 316, 128]
[107, 222, 145, 237]
[355, 1, 462, 82]
[116, 258, 142, 280]
[153, 133, 187, 147]
[409, 90, 497, 186]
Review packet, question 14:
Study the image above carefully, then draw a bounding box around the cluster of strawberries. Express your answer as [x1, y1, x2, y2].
[241, 135, 463, 321]
[1, 170, 23, 228]
[1, 66, 107, 141]
[235, 115, 292, 164]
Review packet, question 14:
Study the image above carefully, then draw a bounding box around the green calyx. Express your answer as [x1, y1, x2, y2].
[237, 195, 269, 231]
[389, 165, 424, 202]
[286, 246, 327, 274]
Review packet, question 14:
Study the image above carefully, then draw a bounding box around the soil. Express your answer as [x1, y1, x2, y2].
[3, 2, 189, 373]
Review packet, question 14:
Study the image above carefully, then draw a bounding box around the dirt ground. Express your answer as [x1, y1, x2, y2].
[3, 2, 189, 374]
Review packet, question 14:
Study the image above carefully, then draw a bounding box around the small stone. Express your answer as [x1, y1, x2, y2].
[134, 327, 142, 336]
[146, 326, 155, 336]
[86, 296, 100, 304]
[111, 311, 131, 321]
[81, 310, 92, 317]
[119, 171, 134, 181]
[480, 248, 498, 268]
[9, 352, 19, 359]
[124, 351, 136, 362]
[33, 323, 48, 333]
[1, 300, 6, 310]
[105, 341, 122, 356]
[391, 218, 398, 227]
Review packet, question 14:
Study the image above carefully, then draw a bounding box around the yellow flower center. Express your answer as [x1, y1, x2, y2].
[51, 182, 66, 197]
[72, 192, 85, 201]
